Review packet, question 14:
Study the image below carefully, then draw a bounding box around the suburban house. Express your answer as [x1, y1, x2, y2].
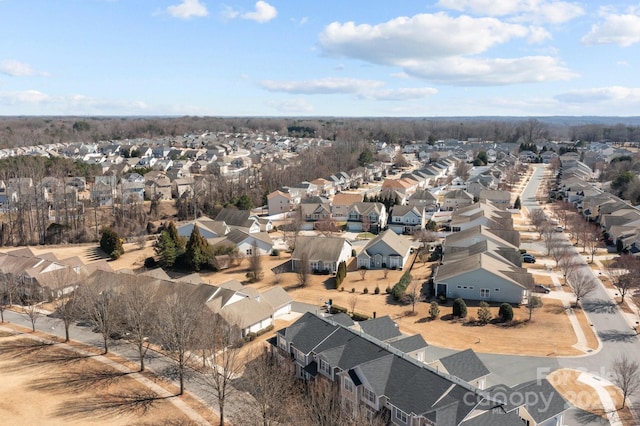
[144, 171, 173, 201]
[346, 202, 387, 233]
[357, 229, 412, 270]
[92, 175, 118, 206]
[448, 202, 514, 233]
[300, 202, 332, 230]
[210, 228, 274, 256]
[272, 312, 568, 426]
[120, 172, 145, 202]
[267, 190, 294, 216]
[478, 189, 512, 209]
[331, 193, 364, 221]
[406, 189, 439, 212]
[214, 208, 261, 234]
[442, 189, 474, 211]
[427, 349, 490, 390]
[388, 205, 426, 234]
[290, 235, 353, 274]
[177, 216, 229, 239]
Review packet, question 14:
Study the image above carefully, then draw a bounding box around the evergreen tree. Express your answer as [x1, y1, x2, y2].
[185, 224, 210, 271]
[154, 230, 178, 268]
[336, 261, 347, 287]
[513, 196, 521, 210]
[166, 221, 185, 251]
[452, 298, 467, 318]
[100, 227, 124, 259]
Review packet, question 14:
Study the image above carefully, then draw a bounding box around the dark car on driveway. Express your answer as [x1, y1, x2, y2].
[522, 254, 536, 263]
[534, 284, 551, 293]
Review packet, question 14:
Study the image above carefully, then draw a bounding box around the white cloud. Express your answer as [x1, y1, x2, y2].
[0, 90, 148, 114]
[436, 0, 584, 24]
[0, 60, 49, 77]
[261, 77, 384, 94]
[225, 1, 276, 23]
[360, 87, 438, 101]
[167, 0, 208, 19]
[582, 11, 640, 47]
[261, 77, 437, 102]
[403, 56, 577, 85]
[555, 86, 640, 104]
[267, 98, 313, 113]
[319, 13, 576, 86]
[527, 26, 552, 43]
[320, 13, 529, 63]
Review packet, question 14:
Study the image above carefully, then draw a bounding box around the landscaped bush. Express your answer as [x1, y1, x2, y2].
[351, 312, 369, 321]
[452, 298, 467, 318]
[374, 286, 380, 294]
[245, 332, 257, 342]
[330, 304, 348, 314]
[363, 287, 369, 294]
[271, 249, 280, 257]
[391, 270, 412, 300]
[499, 303, 514, 322]
[256, 324, 274, 337]
[144, 257, 157, 268]
[351, 288, 355, 293]
[429, 301, 440, 319]
[477, 301, 492, 324]
[385, 285, 392, 294]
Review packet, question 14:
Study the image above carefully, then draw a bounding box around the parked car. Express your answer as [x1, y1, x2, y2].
[522, 254, 536, 263]
[534, 284, 551, 294]
[555, 226, 564, 232]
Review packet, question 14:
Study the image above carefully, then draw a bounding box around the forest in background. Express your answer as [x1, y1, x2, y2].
[1, 116, 640, 148]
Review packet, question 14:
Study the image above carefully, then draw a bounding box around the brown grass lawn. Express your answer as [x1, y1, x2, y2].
[0, 330, 211, 426]
[532, 274, 554, 285]
[198, 252, 597, 357]
[548, 369, 635, 426]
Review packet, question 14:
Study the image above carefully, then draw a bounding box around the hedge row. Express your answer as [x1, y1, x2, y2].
[392, 270, 413, 300]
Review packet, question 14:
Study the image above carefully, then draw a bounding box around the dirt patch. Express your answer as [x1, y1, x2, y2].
[532, 274, 553, 285]
[0, 332, 203, 426]
[548, 369, 635, 426]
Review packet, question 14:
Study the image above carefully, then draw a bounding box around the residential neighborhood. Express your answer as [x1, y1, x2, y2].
[2, 125, 640, 426]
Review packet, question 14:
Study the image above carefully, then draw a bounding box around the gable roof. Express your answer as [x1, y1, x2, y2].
[361, 229, 412, 257]
[291, 236, 351, 262]
[438, 349, 490, 382]
[358, 315, 402, 341]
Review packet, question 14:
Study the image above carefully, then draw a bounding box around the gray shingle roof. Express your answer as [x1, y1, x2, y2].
[438, 349, 490, 382]
[359, 316, 402, 341]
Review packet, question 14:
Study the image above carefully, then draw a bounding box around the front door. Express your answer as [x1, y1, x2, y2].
[437, 283, 447, 297]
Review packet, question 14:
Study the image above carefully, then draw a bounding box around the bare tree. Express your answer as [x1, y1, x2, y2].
[76, 281, 119, 354]
[608, 255, 640, 304]
[583, 224, 602, 263]
[348, 293, 359, 315]
[315, 215, 337, 236]
[297, 380, 357, 426]
[529, 208, 548, 239]
[47, 268, 84, 342]
[555, 200, 576, 229]
[558, 251, 578, 286]
[120, 281, 158, 372]
[156, 286, 204, 395]
[232, 348, 301, 426]
[611, 354, 640, 409]
[568, 270, 597, 308]
[297, 251, 310, 287]
[247, 240, 263, 283]
[403, 281, 422, 313]
[526, 293, 543, 321]
[359, 267, 367, 281]
[0, 272, 18, 323]
[455, 160, 470, 181]
[198, 314, 244, 426]
[548, 241, 570, 267]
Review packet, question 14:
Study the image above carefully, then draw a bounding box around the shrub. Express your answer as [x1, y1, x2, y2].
[271, 249, 280, 257]
[110, 250, 123, 260]
[351, 312, 370, 321]
[452, 298, 467, 318]
[391, 270, 412, 300]
[385, 285, 392, 294]
[244, 332, 257, 342]
[340, 286, 344, 292]
[351, 288, 355, 293]
[374, 286, 380, 295]
[437, 293, 447, 304]
[256, 324, 274, 337]
[100, 227, 124, 258]
[477, 301, 492, 324]
[499, 303, 514, 322]
[363, 287, 369, 294]
[429, 301, 440, 319]
[351, 249, 357, 257]
[144, 257, 157, 268]
[330, 304, 348, 314]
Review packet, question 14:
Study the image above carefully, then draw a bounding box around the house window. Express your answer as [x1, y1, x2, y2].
[495, 288, 500, 292]
[363, 387, 376, 404]
[344, 378, 354, 392]
[395, 408, 408, 423]
[480, 288, 490, 298]
[246, 248, 253, 256]
[457, 285, 461, 289]
[320, 359, 331, 374]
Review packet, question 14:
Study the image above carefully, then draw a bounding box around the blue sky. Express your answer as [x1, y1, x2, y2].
[1, 0, 639, 117]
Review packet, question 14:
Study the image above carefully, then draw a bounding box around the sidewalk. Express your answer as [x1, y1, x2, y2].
[578, 372, 623, 426]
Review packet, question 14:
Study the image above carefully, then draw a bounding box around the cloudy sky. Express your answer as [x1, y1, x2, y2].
[1, 0, 639, 116]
